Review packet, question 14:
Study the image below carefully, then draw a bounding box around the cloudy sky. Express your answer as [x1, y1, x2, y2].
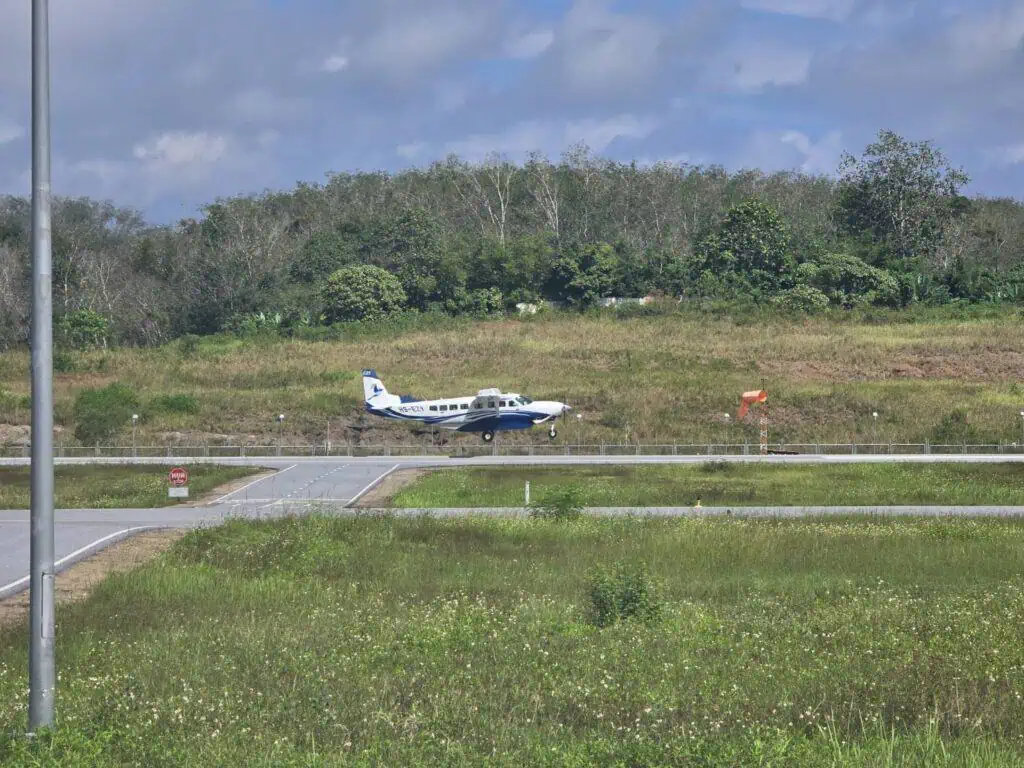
[0, 0, 1021, 223]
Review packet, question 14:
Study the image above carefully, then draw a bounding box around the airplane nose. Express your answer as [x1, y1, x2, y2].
[561, 404, 572, 414]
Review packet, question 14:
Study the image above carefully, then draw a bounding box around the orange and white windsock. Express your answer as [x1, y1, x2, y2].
[737, 390, 767, 419]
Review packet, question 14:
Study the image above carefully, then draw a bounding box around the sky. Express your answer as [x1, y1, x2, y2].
[0, 0, 1022, 224]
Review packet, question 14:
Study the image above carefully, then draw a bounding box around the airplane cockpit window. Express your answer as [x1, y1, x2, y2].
[517, 396, 533, 405]
[487, 400, 496, 408]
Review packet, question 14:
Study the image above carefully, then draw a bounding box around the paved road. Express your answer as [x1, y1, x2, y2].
[3, 453, 1024, 600]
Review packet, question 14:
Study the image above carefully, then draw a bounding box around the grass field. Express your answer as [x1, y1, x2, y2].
[1, 308, 1023, 448]
[0, 465, 260, 509]
[3, 514, 1024, 765]
[390, 462, 1024, 508]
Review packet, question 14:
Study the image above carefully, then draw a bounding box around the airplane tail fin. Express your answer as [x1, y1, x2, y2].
[362, 369, 389, 403]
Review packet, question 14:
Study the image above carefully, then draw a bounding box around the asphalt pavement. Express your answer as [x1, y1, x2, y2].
[3, 453, 1024, 600]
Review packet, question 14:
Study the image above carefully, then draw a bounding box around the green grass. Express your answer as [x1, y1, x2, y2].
[2, 310, 1024, 447]
[391, 462, 1024, 508]
[4, 514, 1024, 764]
[0, 465, 262, 509]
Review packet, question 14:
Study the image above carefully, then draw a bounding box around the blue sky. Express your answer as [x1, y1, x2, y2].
[0, 0, 1022, 224]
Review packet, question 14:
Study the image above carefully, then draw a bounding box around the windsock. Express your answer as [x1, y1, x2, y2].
[737, 390, 767, 419]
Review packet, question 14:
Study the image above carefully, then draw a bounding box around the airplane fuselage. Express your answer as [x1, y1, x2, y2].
[362, 372, 571, 441]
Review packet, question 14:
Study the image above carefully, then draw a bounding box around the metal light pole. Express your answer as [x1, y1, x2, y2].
[28, 0, 55, 733]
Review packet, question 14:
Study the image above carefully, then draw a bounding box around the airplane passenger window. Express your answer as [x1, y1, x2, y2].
[439, 405, 448, 411]
[500, 401, 507, 407]
[429, 405, 438, 411]
[488, 400, 496, 408]
[461, 404, 468, 409]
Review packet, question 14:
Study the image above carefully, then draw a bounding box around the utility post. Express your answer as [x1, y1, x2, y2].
[28, 0, 55, 733]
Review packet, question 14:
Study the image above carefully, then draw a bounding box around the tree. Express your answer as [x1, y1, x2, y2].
[57, 308, 110, 348]
[835, 130, 970, 271]
[290, 230, 356, 283]
[691, 199, 794, 295]
[320, 265, 407, 323]
[552, 242, 619, 307]
[798, 253, 901, 308]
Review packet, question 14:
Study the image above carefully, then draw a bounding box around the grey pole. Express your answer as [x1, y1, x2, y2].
[29, 0, 56, 732]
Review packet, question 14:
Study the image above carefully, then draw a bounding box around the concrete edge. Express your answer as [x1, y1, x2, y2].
[0, 525, 170, 602]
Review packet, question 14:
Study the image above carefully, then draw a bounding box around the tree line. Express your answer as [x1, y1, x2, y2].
[1, 129, 1022, 349]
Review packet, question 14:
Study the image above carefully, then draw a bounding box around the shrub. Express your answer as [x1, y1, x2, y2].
[56, 308, 109, 348]
[586, 561, 663, 628]
[321, 265, 408, 323]
[771, 284, 830, 313]
[528, 485, 585, 521]
[73, 382, 139, 444]
[177, 334, 201, 357]
[930, 407, 982, 445]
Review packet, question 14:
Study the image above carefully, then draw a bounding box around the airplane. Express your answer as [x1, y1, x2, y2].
[361, 369, 572, 443]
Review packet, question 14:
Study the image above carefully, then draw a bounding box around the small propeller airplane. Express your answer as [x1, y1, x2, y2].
[362, 369, 572, 442]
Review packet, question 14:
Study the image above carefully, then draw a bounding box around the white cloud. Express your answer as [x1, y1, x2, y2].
[227, 88, 308, 123]
[396, 141, 427, 159]
[505, 28, 555, 59]
[741, 0, 856, 20]
[560, 0, 663, 94]
[985, 144, 1024, 166]
[445, 112, 659, 162]
[780, 129, 844, 172]
[321, 54, 350, 73]
[740, 128, 844, 173]
[714, 44, 813, 91]
[565, 113, 659, 152]
[946, 5, 1024, 72]
[357, 5, 496, 80]
[133, 131, 229, 179]
[0, 118, 23, 145]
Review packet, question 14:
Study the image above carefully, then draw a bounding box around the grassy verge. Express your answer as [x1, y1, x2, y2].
[390, 462, 1024, 508]
[3, 514, 1024, 764]
[2, 310, 1024, 446]
[0, 465, 262, 509]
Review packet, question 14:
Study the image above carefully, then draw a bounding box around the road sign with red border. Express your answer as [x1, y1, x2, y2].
[169, 467, 189, 487]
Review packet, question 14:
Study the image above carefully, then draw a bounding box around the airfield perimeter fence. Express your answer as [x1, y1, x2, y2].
[2, 442, 1024, 459]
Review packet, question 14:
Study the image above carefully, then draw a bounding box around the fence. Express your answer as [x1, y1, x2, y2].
[1, 442, 1023, 459]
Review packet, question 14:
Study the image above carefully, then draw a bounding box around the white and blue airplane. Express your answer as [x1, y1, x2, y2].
[362, 369, 572, 442]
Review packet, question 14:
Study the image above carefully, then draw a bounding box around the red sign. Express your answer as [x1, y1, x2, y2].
[169, 467, 189, 487]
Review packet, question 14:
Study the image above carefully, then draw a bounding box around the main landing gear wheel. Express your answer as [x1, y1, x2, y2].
[548, 427, 557, 440]
[482, 431, 495, 443]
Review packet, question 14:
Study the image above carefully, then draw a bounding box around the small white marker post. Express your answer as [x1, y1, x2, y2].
[525, 481, 530, 506]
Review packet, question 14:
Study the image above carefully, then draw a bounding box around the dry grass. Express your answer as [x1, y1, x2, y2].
[0, 312, 1022, 447]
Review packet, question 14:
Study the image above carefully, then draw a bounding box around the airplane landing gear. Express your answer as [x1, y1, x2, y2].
[548, 426, 557, 440]
[482, 431, 495, 443]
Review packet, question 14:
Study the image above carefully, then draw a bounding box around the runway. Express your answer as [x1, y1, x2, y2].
[3, 453, 1024, 600]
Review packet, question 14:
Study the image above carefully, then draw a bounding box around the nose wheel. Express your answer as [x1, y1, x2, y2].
[548, 426, 557, 440]
[482, 431, 495, 443]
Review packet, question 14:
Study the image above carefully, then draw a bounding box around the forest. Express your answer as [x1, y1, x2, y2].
[1, 128, 1022, 351]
